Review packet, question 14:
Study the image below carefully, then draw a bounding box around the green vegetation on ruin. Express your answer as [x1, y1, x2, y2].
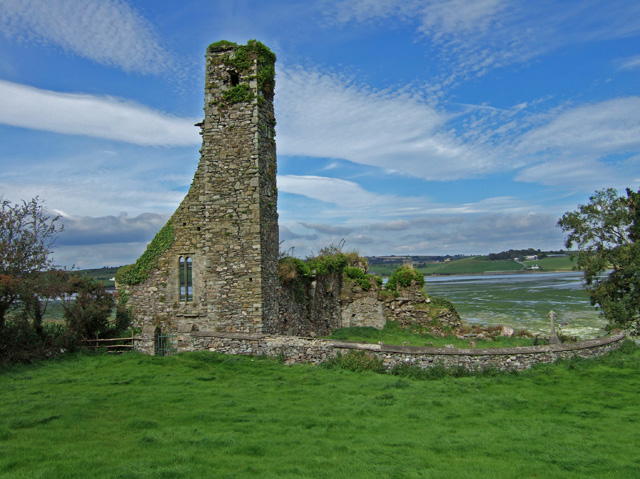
[343, 266, 382, 291]
[115, 220, 174, 286]
[2, 344, 640, 478]
[385, 264, 425, 293]
[209, 39, 276, 104]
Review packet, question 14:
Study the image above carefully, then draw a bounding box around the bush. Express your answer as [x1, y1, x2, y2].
[63, 276, 115, 340]
[307, 252, 347, 276]
[386, 265, 425, 292]
[343, 267, 378, 291]
[114, 291, 132, 332]
[0, 317, 62, 365]
[278, 256, 311, 283]
[344, 266, 365, 280]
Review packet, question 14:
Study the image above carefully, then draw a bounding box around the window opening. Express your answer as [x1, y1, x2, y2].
[179, 256, 193, 302]
[229, 70, 239, 86]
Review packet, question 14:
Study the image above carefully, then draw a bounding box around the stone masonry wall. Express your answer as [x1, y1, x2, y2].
[339, 281, 461, 331]
[124, 42, 278, 335]
[140, 326, 628, 372]
[276, 273, 343, 336]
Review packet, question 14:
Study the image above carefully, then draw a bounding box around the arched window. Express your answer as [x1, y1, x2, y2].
[179, 256, 193, 302]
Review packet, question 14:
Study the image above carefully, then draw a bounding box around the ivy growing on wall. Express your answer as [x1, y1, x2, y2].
[116, 221, 175, 286]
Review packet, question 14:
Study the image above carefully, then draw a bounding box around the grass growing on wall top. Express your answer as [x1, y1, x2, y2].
[1, 344, 639, 478]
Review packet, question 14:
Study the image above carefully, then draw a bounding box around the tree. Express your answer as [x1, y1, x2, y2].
[20, 269, 69, 337]
[0, 197, 62, 329]
[61, 275, 114, 341]
[557, 188, 640, 332]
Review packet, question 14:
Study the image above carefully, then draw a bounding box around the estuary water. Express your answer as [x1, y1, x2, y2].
[423, 271, 606, 338]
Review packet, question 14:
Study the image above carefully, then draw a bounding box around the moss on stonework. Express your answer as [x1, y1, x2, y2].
[116, 221, 175, 286]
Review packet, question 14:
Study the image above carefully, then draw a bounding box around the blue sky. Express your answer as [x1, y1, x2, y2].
[1, 0, 639, 268]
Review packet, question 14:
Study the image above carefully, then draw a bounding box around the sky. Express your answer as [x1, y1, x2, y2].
[1, 0, 639, 269]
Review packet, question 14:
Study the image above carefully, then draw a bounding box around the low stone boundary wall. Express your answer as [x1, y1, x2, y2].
[136, 325, 627, 372]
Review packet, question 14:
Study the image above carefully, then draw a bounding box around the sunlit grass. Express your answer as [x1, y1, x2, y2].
[2, 344, 639, 478]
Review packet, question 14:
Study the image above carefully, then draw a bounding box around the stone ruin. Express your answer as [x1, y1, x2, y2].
[118, 40, 458, 346]
[119, 40, 279, 334]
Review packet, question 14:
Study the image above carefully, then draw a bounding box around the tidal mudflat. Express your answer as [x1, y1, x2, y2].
[424, 272, 606, 338]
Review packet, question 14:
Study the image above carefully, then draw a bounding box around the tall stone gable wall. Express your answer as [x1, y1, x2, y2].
[124, 41, 279, 334]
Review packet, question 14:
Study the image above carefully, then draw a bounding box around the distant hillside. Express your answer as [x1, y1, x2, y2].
[76, 253, 577, 285]
[77, 266, 120, 288]
[367, 253, 575, 276]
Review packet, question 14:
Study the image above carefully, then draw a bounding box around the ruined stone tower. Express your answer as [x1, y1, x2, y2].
[119, 40, 279, 334]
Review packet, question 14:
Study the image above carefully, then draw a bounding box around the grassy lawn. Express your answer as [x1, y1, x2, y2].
[1, 344, 640, 478]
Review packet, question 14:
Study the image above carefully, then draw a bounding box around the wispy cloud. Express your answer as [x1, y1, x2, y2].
[280, 211, 562, 258]
[516, 97, 640, 157]
[276, 67, 493, 180]
[620, 55, 640, 70]
[278, 174, 385, 208]
[0, 0, 174, 74]
[0, 80, 200, 146]
[325, 0, 640, 83]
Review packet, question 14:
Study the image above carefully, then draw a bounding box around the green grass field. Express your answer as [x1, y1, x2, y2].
[2, 344, 640, 478]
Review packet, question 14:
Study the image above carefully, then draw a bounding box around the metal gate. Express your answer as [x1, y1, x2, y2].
[155, 331, 177, 356]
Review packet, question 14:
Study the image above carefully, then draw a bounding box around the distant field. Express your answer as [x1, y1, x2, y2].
[77, 266, 120, 287]
[369, 255, 576, 277]
[1, 346, 639, 478]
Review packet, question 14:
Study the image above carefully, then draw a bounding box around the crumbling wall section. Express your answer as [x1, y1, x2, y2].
[276, 273, 343, 336]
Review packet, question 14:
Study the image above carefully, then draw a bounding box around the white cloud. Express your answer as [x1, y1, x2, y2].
[0, 80, 201, 146]
[278, 175, 384, 209]
[0, 0, 173, 74]
[0, 142, 196, 218]
[280, 211, 564, 258]
[58, 212, 170, 246]
[276, 67, 493, 180]
[621, 55, 640, 70]
[53, 242, 149, 269]
[517, 97, 640, 157]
